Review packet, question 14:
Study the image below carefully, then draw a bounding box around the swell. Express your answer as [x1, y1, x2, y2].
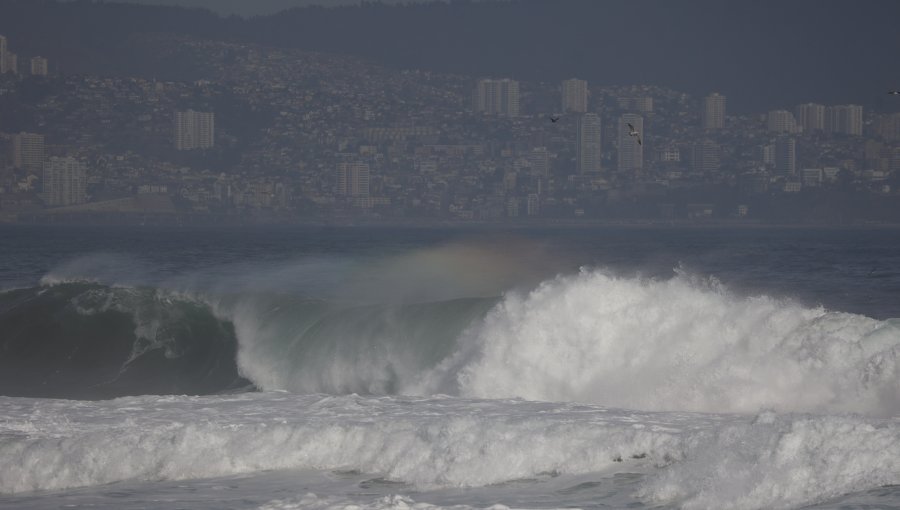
[0, 281, 495, 400]
[0, 283, 249, 399]
[6, 266, 900, 417]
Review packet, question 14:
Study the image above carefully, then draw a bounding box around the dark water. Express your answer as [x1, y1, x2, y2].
[2, 224, 899, 317]
[2, 224, 899, 400]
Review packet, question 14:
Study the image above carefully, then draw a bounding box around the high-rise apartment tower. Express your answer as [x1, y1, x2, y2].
[561, 78, 588, 113]
[768, 110, 798, 134]
[174, 110, 215, 150]
[30, 56, 48, 76]
[0, 35, 7, 74]
[617, 114, 644, 174]
[13, 132, 45, 172]
[473, 79, 520, 117]
[795, 103, 825, 132]
[774, 136, 796, 176]
[826, 105, 863, 136]
[577, 113, 602, 173]
[701, 93, 726, 130]
[43, 157, 87, 206]
[336, 161, 370, 197]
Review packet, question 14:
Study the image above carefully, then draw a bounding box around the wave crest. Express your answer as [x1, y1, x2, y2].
[9, 260, 900, 417]
[427, 269, 900, 415]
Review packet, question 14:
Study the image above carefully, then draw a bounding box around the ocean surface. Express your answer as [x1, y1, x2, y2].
[2, 224, 900, 510]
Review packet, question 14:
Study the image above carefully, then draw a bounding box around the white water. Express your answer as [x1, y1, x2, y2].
[41, 246, 900, 417]
[224, 267, 900, 416]
[9, 246, 900, 509]
[440, 269, 900, 415]
[3, 393, 900, 509]
[0, 393, 698, 494]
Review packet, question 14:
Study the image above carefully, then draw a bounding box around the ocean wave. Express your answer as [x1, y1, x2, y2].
[7, 262, 900, 417]
[427, 268, 900, 416]
[640, 411, 900, 509]
[3, 393, 900, 510]
[0, 393, 712, 494]
[210, 265, 900, 418]
[0, 283, 247, 399]
[225, 294, 495, 395]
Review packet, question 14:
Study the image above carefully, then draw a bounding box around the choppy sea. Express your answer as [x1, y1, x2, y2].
[2, 224, 900, 510]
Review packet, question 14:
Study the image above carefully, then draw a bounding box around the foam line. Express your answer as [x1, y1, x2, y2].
[0, 393, 716, 494]
[4, 394, 900, 509]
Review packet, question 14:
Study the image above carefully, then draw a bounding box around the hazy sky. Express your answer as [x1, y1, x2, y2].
[99, 0, 442, 17]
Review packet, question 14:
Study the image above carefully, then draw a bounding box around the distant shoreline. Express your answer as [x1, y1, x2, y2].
[4, 215, 900, 230]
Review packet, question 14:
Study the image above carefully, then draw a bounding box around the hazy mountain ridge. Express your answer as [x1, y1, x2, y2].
[1, 0, 898, 113]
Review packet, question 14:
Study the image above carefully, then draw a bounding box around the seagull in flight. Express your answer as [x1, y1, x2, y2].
[549, 114, 560, 123]
[889, 90, 900, 95]
[627, 123, 642, 145]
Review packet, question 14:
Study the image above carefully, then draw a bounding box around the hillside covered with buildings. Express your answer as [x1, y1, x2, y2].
[0, 1, 899, 225]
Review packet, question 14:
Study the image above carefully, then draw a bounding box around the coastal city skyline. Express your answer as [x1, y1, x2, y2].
[1, 0, 899, 225]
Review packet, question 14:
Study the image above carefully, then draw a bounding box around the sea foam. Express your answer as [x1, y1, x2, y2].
[420, 269, 900, 416]
[0, 393, 710, 494]
[257, 493, 569, 510]
[640, 411, 900, 509]
[3, 393, 900, 510]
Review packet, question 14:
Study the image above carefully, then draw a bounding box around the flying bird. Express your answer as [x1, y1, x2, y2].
[549, 115, 560, 123]
[627, 123, 642, 146]
[889, 90, 900, 95]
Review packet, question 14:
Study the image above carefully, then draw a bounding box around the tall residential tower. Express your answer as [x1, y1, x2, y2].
[561, 78, 588, 113]
[0, 35, 6, 74]
[577, 113, 602, 173]
[13, 132, 45, 172]
[768, 110, 799, 134]
[795, 103, 825, 133]
[43, 157, 87, 206]
[174, 110, 215, 150]
[473, 79, 519, 117]
[774, 136, 796, 176]
[701, 93, 726, 130]
[30, 56, 48, 76]
[336, 161, 370, 197]
[617, 114, 643, 175]
[826, 105, 863, 136]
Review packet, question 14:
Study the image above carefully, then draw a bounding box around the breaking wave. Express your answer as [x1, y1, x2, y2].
[4, 393, 900, 510]
[4, 250, 900, 417]
[0, 393, 713, 494]
[220, 266, 900, 416]
[434, 268, 900, 416]
[6, 245, 900, 510]
[0, 283, 249, 399]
